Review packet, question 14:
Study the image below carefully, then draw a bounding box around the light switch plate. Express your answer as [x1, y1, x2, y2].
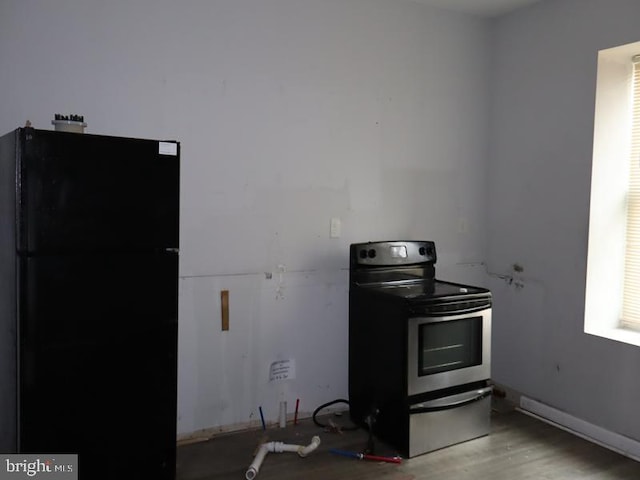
[330, 217, 341, 238]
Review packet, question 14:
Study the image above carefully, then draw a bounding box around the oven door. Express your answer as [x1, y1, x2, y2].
[407, 308, 491, 396]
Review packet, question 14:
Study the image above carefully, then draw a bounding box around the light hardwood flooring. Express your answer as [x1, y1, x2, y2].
[177, 405, 640, 480]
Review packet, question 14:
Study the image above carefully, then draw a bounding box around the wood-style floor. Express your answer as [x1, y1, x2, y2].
[176, 404, 640, 480]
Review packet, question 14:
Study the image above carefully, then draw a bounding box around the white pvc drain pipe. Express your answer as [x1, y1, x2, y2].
[245, 435, 321, 480]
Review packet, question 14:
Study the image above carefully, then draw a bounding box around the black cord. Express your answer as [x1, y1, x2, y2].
[311, 398, 359, 431]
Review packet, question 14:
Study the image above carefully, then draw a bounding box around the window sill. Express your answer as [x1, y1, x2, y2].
[585, 325, 640, 347]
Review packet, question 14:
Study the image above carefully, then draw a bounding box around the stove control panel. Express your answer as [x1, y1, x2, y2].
[351, 241, 436, 266]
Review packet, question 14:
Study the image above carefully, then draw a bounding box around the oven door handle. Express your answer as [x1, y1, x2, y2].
[409, 387, 492, 414]
[410, 304, 491, 316]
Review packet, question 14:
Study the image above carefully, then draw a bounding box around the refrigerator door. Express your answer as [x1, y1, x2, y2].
[0, 129, 18, 452]
[19, 252, 178, 480]
[17, 128, 179, 254]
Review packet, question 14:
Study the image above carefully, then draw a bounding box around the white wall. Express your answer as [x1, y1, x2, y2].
[488, 0, 640, 441]
[0, 0, 490, 434]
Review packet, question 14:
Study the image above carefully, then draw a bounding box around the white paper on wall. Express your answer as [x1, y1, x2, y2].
[269, 359, 296, 382]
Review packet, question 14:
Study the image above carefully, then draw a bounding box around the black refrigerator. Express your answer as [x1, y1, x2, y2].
[0, 128, 180, 479]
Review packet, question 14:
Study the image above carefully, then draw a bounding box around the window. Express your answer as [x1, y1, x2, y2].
[621, 56, 640, 330]
[584, 41, 640, 345]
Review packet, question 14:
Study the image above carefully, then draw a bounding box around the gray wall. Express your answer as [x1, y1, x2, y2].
[0, 0, 490, 435]
[488, 0, 640, 441]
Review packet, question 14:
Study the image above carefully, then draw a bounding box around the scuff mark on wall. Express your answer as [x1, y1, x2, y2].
[276, 264, 286, 300]
[486, 262, 525, 290]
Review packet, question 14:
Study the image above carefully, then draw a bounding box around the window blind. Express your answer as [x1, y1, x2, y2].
[621, 57, 640, 329]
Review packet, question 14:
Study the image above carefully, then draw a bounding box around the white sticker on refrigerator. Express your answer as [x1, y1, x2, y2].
[158, 142, 177, 156]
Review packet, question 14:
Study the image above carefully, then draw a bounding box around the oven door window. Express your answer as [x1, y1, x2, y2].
[418, 317, 482, 376]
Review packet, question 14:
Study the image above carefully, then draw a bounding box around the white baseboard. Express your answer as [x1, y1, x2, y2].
[519, 396, 640, 462]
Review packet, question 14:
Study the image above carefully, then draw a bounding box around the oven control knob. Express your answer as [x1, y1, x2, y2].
[419, 247, 426, 256]
[360, 249, 368, 259]
[368, 249, 377, 258]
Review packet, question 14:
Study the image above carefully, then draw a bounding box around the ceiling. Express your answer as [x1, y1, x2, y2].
[407, 0, 544, 17]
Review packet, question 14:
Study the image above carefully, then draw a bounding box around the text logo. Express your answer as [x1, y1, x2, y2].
[0, 455, 77, 480]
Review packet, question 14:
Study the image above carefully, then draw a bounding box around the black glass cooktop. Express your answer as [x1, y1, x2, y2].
[368, 280, 489, 300]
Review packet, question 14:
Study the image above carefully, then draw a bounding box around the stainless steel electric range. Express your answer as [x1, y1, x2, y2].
[348, 240, 492, 458]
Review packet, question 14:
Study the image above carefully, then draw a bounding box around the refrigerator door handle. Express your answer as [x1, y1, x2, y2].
[409, 387, 492, 414]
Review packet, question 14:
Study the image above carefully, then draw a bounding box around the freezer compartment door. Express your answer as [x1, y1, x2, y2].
[19, 252, 178, 479]
[18, 129, 179, 253]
